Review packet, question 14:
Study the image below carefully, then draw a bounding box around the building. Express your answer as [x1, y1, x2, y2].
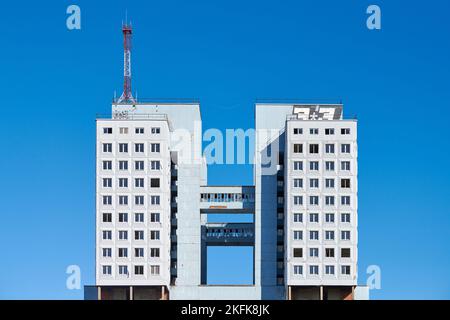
[84, 23, 369, 300]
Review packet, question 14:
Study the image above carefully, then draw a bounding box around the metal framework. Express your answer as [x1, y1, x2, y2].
[117, 23, 136, 103]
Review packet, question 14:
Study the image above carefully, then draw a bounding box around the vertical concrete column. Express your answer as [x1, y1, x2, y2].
[97, 286, 102, 300]
[320, 286, 324, 300]
[129, 286, 133, 300]
[287, 286, 292, 300]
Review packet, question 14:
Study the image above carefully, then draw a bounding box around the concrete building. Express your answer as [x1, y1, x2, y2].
[85, 101, 368, 300]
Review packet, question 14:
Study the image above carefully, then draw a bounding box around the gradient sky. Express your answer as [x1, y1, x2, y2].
[0, 0, 449, 300]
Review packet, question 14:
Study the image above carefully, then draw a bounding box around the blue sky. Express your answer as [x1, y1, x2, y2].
[0, 0, 449, 299]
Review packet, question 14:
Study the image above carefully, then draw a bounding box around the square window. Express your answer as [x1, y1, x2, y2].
[150, 178, 160, 188]
[341, 179, 351, 188]
[119, 127, 128, 134]
[135, 128, 144, 134]
[293, 144, 303, 153]
[325, 248, 335, 258]
[325, 128, 335, 135]
[151, 143, 160, 153]
[341, 248, 351, 258]
[341, 128, 350, 135]
[310, 128, 319, 135]
[151, 127, 161, 134]
[309, 144, 319, 154]
[293, 248, 303, 258]
[103, 128, 112, 134]
[102, 213, 112, 223]
[119, 143, 128, 153]
[293, 128, 303, 135]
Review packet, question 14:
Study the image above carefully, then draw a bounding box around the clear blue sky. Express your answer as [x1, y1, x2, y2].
[0, 0, 449, 300]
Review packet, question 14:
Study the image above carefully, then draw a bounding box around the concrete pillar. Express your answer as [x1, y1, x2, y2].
[161, 286, 165, 300]
[97, 286, 102, 300]
[287, 286, 292, 300]
[319, 286, 324, 300]
[129, 286, 133, 300]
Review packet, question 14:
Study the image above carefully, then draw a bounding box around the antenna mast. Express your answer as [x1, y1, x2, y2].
[117, 19, 136, 103]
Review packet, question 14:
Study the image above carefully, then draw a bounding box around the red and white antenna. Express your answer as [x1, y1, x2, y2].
[118, 15, 136, 103]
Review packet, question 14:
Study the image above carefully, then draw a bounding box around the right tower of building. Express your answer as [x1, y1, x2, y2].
[255, 103, 361, 300]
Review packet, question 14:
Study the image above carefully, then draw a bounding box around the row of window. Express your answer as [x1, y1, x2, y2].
[102, 160, 162, 171]
[101, 142, 161, 153]
[293, 195, 352, 206]
[292, 230, 352, 241]
[293, 160, 351, 171]
[103, 127, 161, 135]
[293, 178, 351, 189]
[292, 212, 351, 224]
[293, 128, 351, 136]
[293, 247, 351, 259]
[293, 143, 352, 154]
[102, 177, 161, 188]
[102, 265, 160, 276]
[292, 265, 352, 276]
[101, 230, 162, 241]
[102, 212, 161, 223]
[102, 247, 161, 258]
[101, 195, 162, 206]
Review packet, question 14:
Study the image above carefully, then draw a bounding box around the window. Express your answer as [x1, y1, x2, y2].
[135, 196, 144, 206]
[119, 127, 128, 134]
[309, 144, 319, 154]
[341, 144, 351, 154]
[309, 265, 319, 275]
[293, 128, 303, 135]
[341, 231, 351, 240]
[103, 161, 112, 170]
[151, 161, 161, 170]
[103, 143, 112, 153]
[341, 161, 351, 171]
[150, 248, 160, 258]
[150, 178, 160, 188]
[293, 265, 303, 275]
[102, 265, 112, 275]
[341, 248, 351, 258]
[309, 248, 319, 257]
[134, 265, 144, 275]
[325, 161, 335, 171]
[341, 128, 350, 135]
[150, 213, 160, 223]
[341, 213, 351, 223]
[293, 231, 303, 240]
[294, 196, 303, 205]
[118, 178, 128, 188]
[102, 196, 112, 205]
[293, 213, 303, 223]
[309, 178, 319, 189]
[118, 265, 128, 275]
[325, 230, 335, 240]
[325, 196, 335, 206]
[151, 143, 160, 153]
[325, 213, 335, 223]
[309, 161, 319, 171]
[135, 213, 144, 223]
[293, 161, 303, 171]
[135, 127, 144, 134]
[325, 265, 335, 275]
[293, 144, 303, 153]
[102, 248, 112, 258]
[150, 265, 160, 275]
[102, 230, 112, 240]
[134, 160, 144, 171]
[293, 178, 303, 188]
[341, 265, 351, 275]
[310, 128, 319, 135]
[325, 128, 335, 135]
[135, 178, 144, 188]
[135, 248, 144, 257]
[135, 230, 144, 240]
[102, 213, 112, 223]
[309, 213, 319, 223]
[103, 127, 112, 134]
[118, 195, 128, 205]
[309, 196, 319, 206]
[119, 143, 128, 153]
[151, 127, 161, 134]
[293, 248, 303, 258]
[119, 161, 128, 170]
[135, 143, 144, 153]
[118, 213, 128, 223]
[341, 196, 351, 206]
[341, 179, 351, 188]
[103, 178, 112, 188]
[151, 196, 160, 205]
[309, 231, 319, 240]
[325, 248, 335, 258]
[118, 248, 128, 257]
[118, 230, 128, 240]
[325, 144, 335, 154]
[325, 178, 335, 188]
[150, 230, 160, 240]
